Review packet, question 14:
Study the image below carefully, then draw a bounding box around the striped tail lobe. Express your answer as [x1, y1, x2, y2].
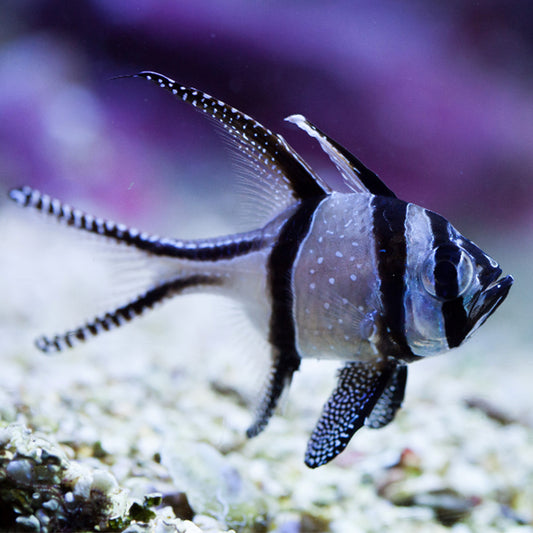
[35, 275, 222, 353]
[8, 186, 264, 261]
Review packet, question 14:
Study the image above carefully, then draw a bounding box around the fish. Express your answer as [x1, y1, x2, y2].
[8, 71, 513, 468]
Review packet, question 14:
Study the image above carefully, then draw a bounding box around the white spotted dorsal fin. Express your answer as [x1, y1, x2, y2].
[285, 114, 396, 198]
[131, 72, 330, 225]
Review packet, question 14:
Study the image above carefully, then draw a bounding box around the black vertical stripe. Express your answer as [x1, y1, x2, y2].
[245, 197, 326, 438]
[441, 299, 468, 348]
[433, 245, 461, 300]
[434, 245, 461, 300]
[427, 212, 469, 348]
[372, 196, 415, 360]
[267, 198, 323, 370]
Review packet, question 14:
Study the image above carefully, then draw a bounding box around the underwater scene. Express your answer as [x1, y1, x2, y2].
[1, 2, 532, 532]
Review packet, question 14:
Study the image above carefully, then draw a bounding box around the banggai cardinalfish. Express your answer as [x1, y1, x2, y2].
[9, 72, 513, 468]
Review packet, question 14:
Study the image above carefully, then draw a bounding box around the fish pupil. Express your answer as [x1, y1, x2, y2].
[434, 260, 459, 300]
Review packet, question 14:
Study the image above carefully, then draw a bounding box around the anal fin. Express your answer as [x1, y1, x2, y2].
[246, 351, 300, 438]
[305, 359, 398, 468]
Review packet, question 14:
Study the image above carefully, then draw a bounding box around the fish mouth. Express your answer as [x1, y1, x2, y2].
[469, 271, 513, 329]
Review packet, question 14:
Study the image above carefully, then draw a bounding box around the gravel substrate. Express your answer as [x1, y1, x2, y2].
[1, 203, 532, 533]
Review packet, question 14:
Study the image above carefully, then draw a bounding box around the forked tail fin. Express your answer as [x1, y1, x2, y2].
[36, 274, 222, 353]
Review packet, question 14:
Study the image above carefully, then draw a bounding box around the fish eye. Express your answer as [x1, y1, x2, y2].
[421, 245, 474, 300]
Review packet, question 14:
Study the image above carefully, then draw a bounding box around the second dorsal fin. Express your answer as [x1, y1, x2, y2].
[285, 114, 397, 198]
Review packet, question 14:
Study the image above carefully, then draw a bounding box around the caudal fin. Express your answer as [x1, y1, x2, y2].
[8, 186, 174, 254]
[36, 274, 222, 353]
[8, 186, 265, 260]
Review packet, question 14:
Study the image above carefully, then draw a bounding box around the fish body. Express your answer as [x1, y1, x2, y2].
[9, 72, 513, 468]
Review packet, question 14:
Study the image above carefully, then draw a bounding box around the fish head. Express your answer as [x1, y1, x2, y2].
[404, 209, 513, 356]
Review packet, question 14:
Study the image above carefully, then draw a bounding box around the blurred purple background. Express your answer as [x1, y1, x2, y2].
[1, 0, 532, 236]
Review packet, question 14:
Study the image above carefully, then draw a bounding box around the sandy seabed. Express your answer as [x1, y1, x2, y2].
[1, 202, 532, 533]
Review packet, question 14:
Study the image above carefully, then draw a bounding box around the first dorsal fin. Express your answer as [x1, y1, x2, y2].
[285, 114, 397, 198]
[127, 72, 330, 219]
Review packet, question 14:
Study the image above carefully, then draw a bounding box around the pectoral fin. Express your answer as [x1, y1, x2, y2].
[305, 359, 399, 468]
